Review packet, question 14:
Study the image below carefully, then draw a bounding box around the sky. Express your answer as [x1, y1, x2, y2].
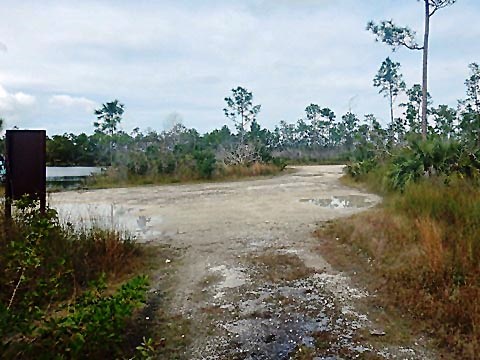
[0, 0, 478, 136]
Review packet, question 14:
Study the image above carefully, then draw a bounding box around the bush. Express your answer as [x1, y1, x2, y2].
[36, 275, 149, 358]
[337, 134, 480, 356]
[193, 149, 216, 179]
[345, 159, 377, 179]
[386, 150, 423, 191]
[0, 200, 147, 358]
[272, 157, 287, 171]
[347, 135, 480, 192]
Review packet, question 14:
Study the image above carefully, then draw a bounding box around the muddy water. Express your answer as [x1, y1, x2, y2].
[51, 166, 433, 359]
[300, 195, 375, 209]
[52, 202, 163, 240]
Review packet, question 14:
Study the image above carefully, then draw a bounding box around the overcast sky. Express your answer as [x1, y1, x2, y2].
[0, 0, 478, 136]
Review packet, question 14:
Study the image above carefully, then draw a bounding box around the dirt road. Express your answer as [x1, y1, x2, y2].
[51, 165, 431, 359]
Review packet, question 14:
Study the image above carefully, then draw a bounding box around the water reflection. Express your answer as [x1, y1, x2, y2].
[300, 195, 375, 209]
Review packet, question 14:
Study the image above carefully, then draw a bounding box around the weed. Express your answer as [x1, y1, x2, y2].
[86, 162, 284, 189]
[0, 199, 148, 359]
[135, 337, 156, 360]
[316, 178, 480, 358]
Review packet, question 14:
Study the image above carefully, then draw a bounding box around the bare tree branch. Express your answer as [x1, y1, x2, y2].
[428, 0, 457, 17]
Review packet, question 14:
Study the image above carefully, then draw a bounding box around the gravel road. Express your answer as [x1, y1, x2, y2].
[51, 165, 433, 359]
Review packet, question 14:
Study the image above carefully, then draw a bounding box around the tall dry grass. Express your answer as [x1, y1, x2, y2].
[87, 162, 284, 189]
[216, 162, 281, 179]
[416, 217, 445, 272]
[318, 178, 480, 358]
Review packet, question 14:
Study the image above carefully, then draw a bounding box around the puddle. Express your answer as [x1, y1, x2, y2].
[300, 195, 374, 209]
[292, 173, 324, 177]
[51, 203, 162, 242]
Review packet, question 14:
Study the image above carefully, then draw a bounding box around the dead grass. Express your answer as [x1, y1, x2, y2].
[86, 162, 284, 190]
[247, 251, 314, 283]
[71, 227, 143, 284]
[290, 345, 317, 359]
[217, 163, 281, 179]
[416, 217, 445, 272]
[291, 331, 386, 360]
[315, 187, 480, 359]
[149, 311, 191, 359]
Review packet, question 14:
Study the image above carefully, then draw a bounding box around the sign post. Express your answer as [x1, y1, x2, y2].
[5, 130, 46, 218]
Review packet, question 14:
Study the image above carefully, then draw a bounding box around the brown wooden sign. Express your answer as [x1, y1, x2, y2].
[5, 130, 46, 215]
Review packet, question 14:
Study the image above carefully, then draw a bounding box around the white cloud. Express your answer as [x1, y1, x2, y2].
[49, 95, 96, 113]
[14, 92, 36, 106]
[0, 85, 35, 112]
[0, 0, 477, 134]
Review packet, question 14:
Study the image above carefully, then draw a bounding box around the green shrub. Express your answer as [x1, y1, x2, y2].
[37, 275, 149, 358]
[193, 149, 216, 179]
[347, 136, 480, 192]
[386, 150, 423, 191]
[0, 200, 147, 358]
[394, 136, 480, 189]
[272, 157, 287, 170]
[345, 158, 377, 179]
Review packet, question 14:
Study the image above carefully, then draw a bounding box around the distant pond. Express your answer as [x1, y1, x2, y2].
[47, 167, 103, 189]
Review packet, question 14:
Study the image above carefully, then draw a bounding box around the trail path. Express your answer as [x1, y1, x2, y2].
[51, 165, 432, 359]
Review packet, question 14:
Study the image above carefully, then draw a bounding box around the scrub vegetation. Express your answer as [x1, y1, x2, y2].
[2, 0, 480, 357]
[318, 178, 480, 358]
[0, 199, 150, 359]
[315, 3, 480, 355]
[317, 62, 480, 357]
[44, 87, 384, 187]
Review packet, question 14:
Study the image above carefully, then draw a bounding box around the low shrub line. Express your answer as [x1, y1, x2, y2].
[86, 162, 285, 189]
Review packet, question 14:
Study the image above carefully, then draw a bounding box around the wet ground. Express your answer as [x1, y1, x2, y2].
[51, 165, 432, 359]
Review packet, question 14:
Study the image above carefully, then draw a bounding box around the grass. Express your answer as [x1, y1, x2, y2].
[315, 177, 480, 359]
[216, 162, 283, 178]
[0, 200, 155, 359]
[85, 162, 284, 190]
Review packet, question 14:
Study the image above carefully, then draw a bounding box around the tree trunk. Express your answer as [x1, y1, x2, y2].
[240, 108, 245, 144]
[475, 90, 480, 147]
[389, 85, 394, 126]
[110, 129, 114, 166]
[421, 0, 430, 140]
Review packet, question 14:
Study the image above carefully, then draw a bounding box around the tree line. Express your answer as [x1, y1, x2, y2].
[45, 56, 478, 171]
[12, 0, 475, 181]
